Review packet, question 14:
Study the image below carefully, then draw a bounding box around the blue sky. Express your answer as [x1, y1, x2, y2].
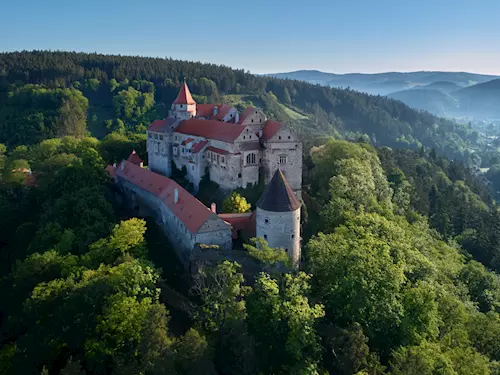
[1, 0, 499, 74]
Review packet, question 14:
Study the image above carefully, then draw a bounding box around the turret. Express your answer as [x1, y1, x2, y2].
[170, 81, 196, 119]
[256, 169, 301, 266]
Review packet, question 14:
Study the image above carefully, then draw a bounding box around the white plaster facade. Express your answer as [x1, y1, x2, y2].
[256, 207, 301, 266]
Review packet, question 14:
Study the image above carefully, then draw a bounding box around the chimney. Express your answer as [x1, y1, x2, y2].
[235, 112, 240, 123]
[211, 202, 216, 213]
[174, 188, 179, 203]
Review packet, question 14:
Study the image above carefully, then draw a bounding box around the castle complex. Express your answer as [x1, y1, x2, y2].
[106, 82, 303, 266]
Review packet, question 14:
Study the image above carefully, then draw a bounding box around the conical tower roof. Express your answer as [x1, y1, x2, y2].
[173, 81, 196, 105]
[257, 170, 300, 212]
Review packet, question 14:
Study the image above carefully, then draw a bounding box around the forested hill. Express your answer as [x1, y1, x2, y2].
[0, 51, 484, 162]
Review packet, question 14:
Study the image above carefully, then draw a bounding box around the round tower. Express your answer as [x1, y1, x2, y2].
[256, 169, 301, 266]
[171, 81, 196, 119]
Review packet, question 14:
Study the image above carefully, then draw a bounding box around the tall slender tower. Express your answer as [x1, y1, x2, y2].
[256, 169, 301, 266]
[170, 81, 196, 119]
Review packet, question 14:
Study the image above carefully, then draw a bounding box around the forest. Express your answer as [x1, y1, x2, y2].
[0, 51, 495, 165]
[1, 51, 500, 374]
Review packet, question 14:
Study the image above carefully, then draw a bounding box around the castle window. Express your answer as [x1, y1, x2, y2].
[249, 135, 252, 139]
[279, 136, 282, 140]
[217, 155, 220, 164]
[288, 136, 291, 139]
[243, 136, 246, 140]
[251, 119, 254, 123]
[260, 118, 262, 123]
[285, 248, 288, 253]
[221, 156, 225, 163]
[264, 234, 267, 240]
[279, 155, 287, 165]
[173, 146, 178, 156]
[265, 218, 269, 224]
[291, 234, 295, 239]
[246, 153, 256, 165]
[192, 165, 194, 171]
[154, 134, 159, 139]
[159, 135, 164, 140]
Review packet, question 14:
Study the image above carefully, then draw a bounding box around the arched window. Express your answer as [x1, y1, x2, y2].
[246, 153, 256, 165]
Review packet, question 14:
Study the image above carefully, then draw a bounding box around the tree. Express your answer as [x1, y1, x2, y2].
[191, 261, 249, 334]
[246, 272, 324, 374]
[243, 236, 290, 268]
[222, 192, 251, 213]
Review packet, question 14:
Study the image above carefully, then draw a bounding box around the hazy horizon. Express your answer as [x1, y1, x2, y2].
[2, 0, 500, 75]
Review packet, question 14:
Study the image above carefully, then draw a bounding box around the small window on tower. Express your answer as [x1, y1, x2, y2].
[159, 135, 164, 140]
[279, 155, 287, 165]
[291, 234, 295, 239]
[279, 136, 282, 140]
[265, 218, 269, 224]
[264, 234, 267, 240]
[238, 173, 242, 178]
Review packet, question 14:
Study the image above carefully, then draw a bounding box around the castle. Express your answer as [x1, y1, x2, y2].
[146, 81, 302, 198]
[106, 82, 303, 266]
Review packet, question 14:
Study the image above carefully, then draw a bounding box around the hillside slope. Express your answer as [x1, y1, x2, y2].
[387, 89, 458, 116]
[0, 51, 487, 161]
[453, 78, 500, 118]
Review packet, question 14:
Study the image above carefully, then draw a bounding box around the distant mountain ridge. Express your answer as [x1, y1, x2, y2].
[268, 70, 500, 118]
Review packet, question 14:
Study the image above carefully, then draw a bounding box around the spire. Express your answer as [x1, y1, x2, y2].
[257, 170, 300, 212]
[173, 80, 196, 105]
[127, 150, 143, 166]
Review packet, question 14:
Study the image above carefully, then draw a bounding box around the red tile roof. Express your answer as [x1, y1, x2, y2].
[261, 120, 282, 141]
[192, 140, 208, 153]
[218, 212, 255, 239]
[105, 165, 116, 178]
[173, 81, 196, 105]
[127, 150, 143, 165]
[175, 119, 245, 143]
[115, 161, 216, 233]
[196, 104, 217, 117]
[239, 106, 256, 123]
[206, 146, 229, 155]
[148, 117, 177, 132]
[181, 138, 194, 145]
[214, 104, 232, 120]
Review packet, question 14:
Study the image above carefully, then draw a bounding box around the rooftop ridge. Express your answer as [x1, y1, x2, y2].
[256, 169, 300, 212]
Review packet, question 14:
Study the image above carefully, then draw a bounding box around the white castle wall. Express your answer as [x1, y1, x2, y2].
[263, 129, 302, 200]
[256, 207, 301, 266]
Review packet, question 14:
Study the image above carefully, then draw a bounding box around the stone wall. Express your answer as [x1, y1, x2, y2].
[256, 207, 301, 266]
[147, 131, 172, 176]
[262, 128, 302, 199]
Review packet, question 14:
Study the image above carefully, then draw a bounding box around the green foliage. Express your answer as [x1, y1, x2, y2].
[222, 192, 251, 213]
[246, 271, 325, 374]
[243, 236, 290, 267]
[0, 84, 88, 147]
[191, 261, 249, 333]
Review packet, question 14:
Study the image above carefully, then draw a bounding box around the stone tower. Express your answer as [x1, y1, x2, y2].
[256, 169, 301, 266]
[169, 81, 196, 119]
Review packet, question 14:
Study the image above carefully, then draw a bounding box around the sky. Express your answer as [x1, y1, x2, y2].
[1, 0, 500, 75]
